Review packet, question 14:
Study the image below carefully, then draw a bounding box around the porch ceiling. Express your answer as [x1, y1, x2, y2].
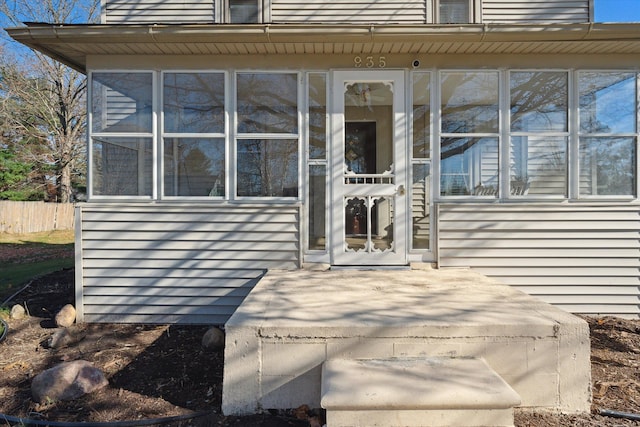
[7, 22, 640, 73]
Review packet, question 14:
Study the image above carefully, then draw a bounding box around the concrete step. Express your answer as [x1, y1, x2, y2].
[321, 357, 521, 427]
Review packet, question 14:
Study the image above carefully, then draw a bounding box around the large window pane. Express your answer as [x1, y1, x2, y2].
[579, 72, 636, 134]
[413, 72, 431, 158]
[580, 137, 635, 196]
[308, 74, 327, 159]
[308, 165, 326, 250]
[441, 71, 498, 134]
[163, 138, 225, 197]
[440, 137, 498, 196]
[511, 71, 568, 132]
[237, 139, 298, 197]
[510, 136, 567, 196]
[164, 73, 225, 134]
[237, 73, 298, 134]
[92, 137, 152, 196]
[92, 73, 153, 134]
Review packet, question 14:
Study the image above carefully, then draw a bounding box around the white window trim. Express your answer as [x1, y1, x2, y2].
[87, 69, 157, 202]
[159, 70, 229, 201]
[218, 0, 269, 23]
[233, 71, 303, 202]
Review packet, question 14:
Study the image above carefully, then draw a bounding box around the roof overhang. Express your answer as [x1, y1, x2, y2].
[6, 22, 640, 73]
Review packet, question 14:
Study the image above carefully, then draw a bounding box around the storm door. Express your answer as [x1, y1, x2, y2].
[331, 70, 407, 266]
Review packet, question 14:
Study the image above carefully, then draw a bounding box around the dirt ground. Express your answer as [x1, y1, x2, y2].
[1, 268, 640, 427]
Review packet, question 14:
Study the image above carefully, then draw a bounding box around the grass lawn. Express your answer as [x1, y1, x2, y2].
[0, 230, 74, 302]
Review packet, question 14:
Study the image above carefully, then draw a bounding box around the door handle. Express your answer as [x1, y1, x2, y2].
[397, 185, 406, 196]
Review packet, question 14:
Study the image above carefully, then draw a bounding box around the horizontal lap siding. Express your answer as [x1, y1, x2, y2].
[482, 0, 590, 23]
[438, 203, 640, 318]
[271, 0, 427, 23]
[104, 0, 215, 24]
[78, 204, 300, 324]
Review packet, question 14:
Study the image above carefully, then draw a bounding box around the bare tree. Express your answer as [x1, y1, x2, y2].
[0, 0, 99, 202]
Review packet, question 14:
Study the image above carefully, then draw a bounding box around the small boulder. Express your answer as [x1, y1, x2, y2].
[48, 329, 85, 349]
[55, 304, 76, 327]
[202, 327, 225, 351]
[31, 360, 108, 403]
[10, 304, 26, 320]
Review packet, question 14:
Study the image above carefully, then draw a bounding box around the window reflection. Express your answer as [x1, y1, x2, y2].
[237, 139, 298, 197]
[237, 73, 298, 134]
[164, 73, 225, 134]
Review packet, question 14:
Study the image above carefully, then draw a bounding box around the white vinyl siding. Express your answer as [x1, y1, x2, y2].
[104, 0, 216, 24]
[102, 0, 591, 24]
[77, 204, 300, 324]
[482, 0, 590, 23]
[271, 0, 427, 23]
[438, 203, 640, 317]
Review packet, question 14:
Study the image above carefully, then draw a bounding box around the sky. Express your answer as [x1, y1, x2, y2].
[594, 0, 640, 22]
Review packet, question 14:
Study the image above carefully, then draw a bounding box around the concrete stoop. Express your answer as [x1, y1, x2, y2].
[222, 269, 592, 417]
[321, 357, 521, 427]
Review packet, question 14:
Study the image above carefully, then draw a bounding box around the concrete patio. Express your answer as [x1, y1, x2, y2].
[222, 266, 591, 424]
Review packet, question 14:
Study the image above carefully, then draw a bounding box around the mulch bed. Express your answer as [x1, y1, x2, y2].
[1, 268, 639, 426]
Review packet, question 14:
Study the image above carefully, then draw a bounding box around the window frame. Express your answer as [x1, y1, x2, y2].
[576, 70, 639, 200]
[87, 69, 157, 201]
[507, 69, 571, 200]
[433, 0, 481, 24]
[436, 69, 501, 199]
[233, 70, 302, 201]
[220, 0, 267, 23]
[160, 70, 229, 201]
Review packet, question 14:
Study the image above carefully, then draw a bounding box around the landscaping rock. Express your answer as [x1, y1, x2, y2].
[10, 304, 26, 320]
[202, 326, 225, 350]
[55, 304, 76, 327]
[48, 328, 85, 349]
[31, 360, 108, 403]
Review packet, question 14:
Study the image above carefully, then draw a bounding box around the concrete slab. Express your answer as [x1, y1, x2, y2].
[222, 268, 591, 415]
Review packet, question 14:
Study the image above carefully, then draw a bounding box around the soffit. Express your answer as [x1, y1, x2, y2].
[7, 23, 640, 73]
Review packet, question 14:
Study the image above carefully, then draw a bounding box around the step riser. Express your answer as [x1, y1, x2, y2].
[328, 408, 515, 427]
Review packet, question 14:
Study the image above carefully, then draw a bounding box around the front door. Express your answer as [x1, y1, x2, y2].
[331, 70, 407, 266]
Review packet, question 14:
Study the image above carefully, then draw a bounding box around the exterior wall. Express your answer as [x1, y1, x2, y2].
[101, 0, 591, 25]
[75, 203, 300, 324]
[482, 0, 590, 23]
[438, 203, 640, 318]
[270, 0, 427, 24]
[103, 0, 216, 24]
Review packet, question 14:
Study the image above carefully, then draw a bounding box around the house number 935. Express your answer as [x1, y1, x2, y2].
[354, 56, 387, 68]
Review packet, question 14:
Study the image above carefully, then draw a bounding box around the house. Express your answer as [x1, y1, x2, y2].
[7, 0, 640, 324]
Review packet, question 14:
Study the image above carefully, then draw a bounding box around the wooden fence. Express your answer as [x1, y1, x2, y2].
[0, 201, 75, 234]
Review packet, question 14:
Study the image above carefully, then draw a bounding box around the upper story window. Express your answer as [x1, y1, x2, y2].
[438, 0, 473, 24]
[228, 0, 260, 23]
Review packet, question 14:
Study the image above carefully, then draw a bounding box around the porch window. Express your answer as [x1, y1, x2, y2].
[90, 72, 154, 197]
[509, 71, 568, 197]
[412, 72, 431, 250]
[162, 72, 226, 197]
[440, 71, 499, 196]
[578, 72, 637, 196]
[236, 73, 299, 198]
[307, 73, 328, 251]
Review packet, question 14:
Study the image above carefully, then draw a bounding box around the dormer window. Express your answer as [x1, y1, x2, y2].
[438, 0, 473, 24]
[229, 0, 260, 23]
